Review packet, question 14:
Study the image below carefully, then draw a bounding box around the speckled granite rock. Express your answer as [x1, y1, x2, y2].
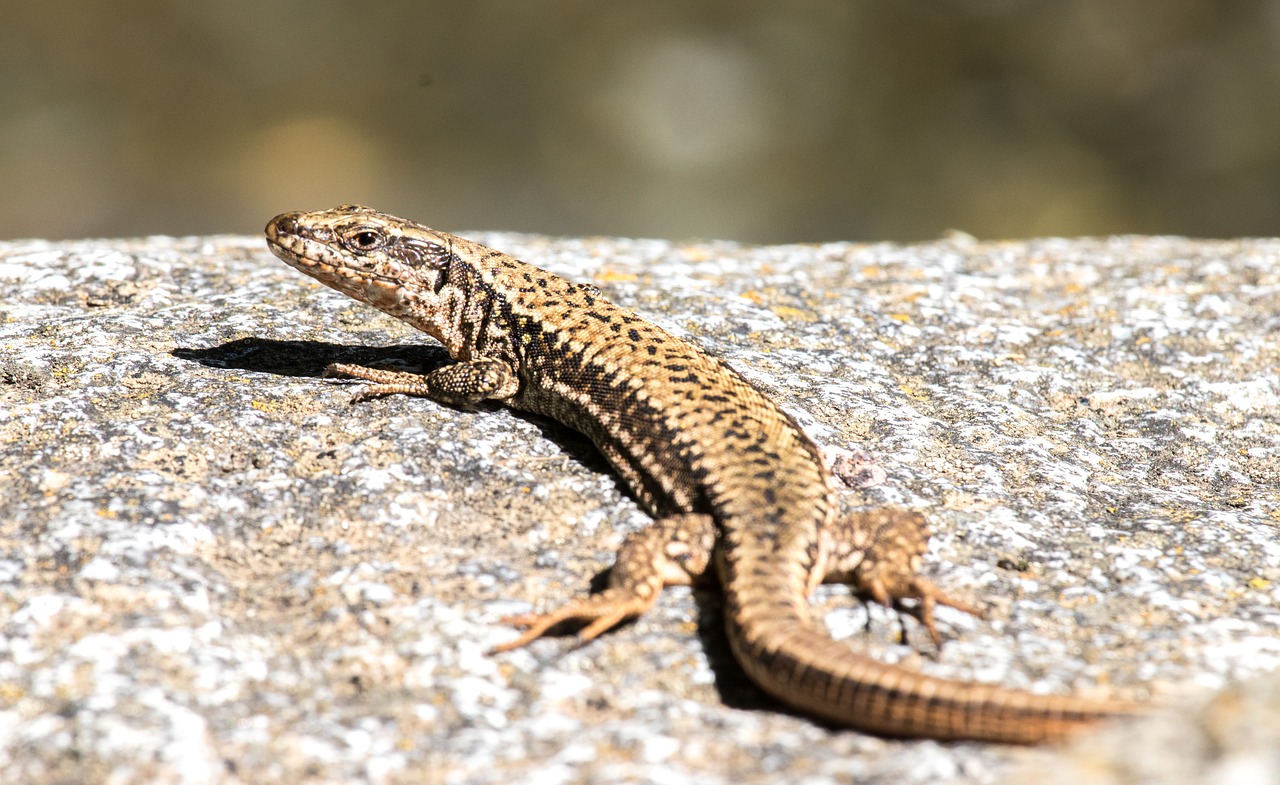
[1010, 667, 1280, 785]
[0, 231, 1277, 785]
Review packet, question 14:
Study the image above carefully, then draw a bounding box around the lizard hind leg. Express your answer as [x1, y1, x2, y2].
[491, 513, 716, 654]
[824, 508, 984, 648]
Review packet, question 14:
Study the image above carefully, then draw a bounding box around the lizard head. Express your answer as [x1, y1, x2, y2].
[265, 205, 457, 335]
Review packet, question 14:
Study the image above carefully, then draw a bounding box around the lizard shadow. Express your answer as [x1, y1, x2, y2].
[173, 336, 618, 479]
[173, 336, 450, 381]
[174, 336, 799, 722]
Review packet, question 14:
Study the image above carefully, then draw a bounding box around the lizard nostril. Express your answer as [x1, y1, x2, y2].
[267, 213, 294, 235]
[268, 214, 298, 236]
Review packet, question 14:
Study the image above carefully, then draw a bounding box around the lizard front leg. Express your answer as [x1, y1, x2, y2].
[492, 513, 717, 653]
[328, 358, 519, 406]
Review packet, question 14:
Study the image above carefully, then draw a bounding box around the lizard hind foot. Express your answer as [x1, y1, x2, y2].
[489, 592, 655, 654]
[838, 508, 986, 648]
[489, 513, 715, 655]
[861, 574, 986, 648]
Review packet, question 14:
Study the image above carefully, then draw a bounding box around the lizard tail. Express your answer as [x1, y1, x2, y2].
[721, 573, 1137, 744]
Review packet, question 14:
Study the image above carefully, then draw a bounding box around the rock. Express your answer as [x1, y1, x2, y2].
[1, 232, 1277, 784]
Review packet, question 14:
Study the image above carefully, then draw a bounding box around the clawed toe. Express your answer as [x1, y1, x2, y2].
[489, 609, 579, 653]
[488, 595, 651, 655]
[497, 613, 541, 629]
[858, 574, 987, 649]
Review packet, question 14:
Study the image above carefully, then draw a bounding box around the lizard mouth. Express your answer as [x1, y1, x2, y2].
[264, 213, 407, 305]
[265, 237, 335, 282]
[264, 213, 350, 277]
[264, 238, 304, 264]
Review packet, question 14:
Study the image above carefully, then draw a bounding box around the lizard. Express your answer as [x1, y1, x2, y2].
[264, 204, 1138, 743]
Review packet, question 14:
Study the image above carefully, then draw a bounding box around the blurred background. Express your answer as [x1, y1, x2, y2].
[4, 1, 1280, 243]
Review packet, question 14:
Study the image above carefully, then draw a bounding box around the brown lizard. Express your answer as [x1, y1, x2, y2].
[264, 205, 1138, 743]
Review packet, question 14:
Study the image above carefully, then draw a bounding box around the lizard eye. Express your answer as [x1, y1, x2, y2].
[346, 229, 386, 252]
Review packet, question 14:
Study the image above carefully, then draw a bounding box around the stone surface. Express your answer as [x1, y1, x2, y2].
[0, 231, 1277, 785]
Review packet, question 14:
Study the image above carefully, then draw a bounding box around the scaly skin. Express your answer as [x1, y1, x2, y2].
[265, 205, 1137, 743]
